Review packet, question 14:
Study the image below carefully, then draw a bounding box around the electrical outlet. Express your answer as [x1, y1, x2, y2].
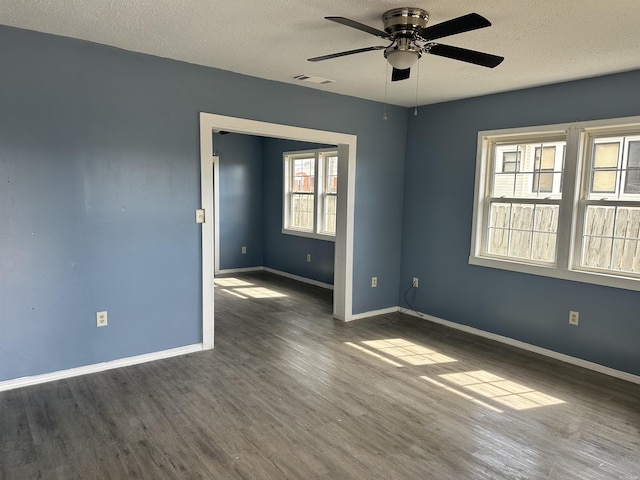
[413, 277, 419, 288]
[96, 311, 108, 327]
[569, 310, 579, 326]
[242, 246, 246, 254]
[371, 276, 377, 288]
[306, 254, 311, 263]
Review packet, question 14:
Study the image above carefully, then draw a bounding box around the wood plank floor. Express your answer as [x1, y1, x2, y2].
[1, 271, 639, 479]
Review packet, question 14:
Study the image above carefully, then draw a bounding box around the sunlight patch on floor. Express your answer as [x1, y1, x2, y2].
[344, 342, 404, 367]
[361, 338, 457, 365]
[215, 277, 287, 298]
[221, 289, 249, 299]
[214, 277, 254, 287]
[421, 376, 503, 413]
[234, 287, 287, 299]
[439, 370, 565, 410]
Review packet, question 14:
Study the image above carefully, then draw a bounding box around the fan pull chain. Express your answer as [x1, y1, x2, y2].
[383, 62, 389, 120]
[414, 60, 420, 116]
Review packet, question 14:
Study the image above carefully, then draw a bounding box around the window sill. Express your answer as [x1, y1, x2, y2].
[469, 255, 640, 292]
[282, 228, 336, 242]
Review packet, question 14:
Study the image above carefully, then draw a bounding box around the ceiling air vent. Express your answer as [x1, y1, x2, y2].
[293, 74, 335, 85]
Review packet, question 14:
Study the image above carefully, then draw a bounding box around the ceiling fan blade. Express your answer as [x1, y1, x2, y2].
[428, 44, 504, 68]
[391, 68, 411, 82]
[308, 45, 386, 62]
[418, 13, 491, 41]
[326, 16, 391, 39]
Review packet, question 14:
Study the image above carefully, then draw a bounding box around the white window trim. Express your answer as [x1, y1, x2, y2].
[470, 115, 640, 293]
[282, 148, 337, 242]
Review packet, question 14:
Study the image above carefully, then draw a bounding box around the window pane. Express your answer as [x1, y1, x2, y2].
[584, 206, 615, 237]
[487, 228, 509, 256]
[581, 206, 640, 273]
[591, 170, 617, 193]
[582, 236, 613, 270]
[492, 203, 531, 259]
[502, 151, 521, 173]
[293, 157, 315, 193]
[532, 171, 554, 193]
[588, 137, 640, 198]
[322, 195, 337, 234]
[325, 156, 338, 194]
[509, 230, 532, 259]
[624, 141, 640, 194]
[291, 193, 314, 230]
[532, 233, 557, 262]
[533, 205, 559, 233]
[614, 207, 640, 238]
[487, 202, 558, 262]
[532, 146, 556, 193]
[611, 239, 640, 273]
[510, 203, 534, 232]
[535, 146, 556, 169]
[593, 142, 619, 168]
[492, 141, 564, 198]
[493, 172, 517, 197]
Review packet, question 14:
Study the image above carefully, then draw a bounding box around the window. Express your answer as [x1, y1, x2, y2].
[471, 116, 640, 291]
[486, 139, 565, 264]
[283, 148, 338, 239]
[580, 134, 640, 276]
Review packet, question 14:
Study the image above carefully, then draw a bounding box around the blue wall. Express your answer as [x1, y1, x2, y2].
[262, 138, 336, 285]
[213, 133, 264, 270]
[0, 25, 406, 381]
[211, 134, 336, 284]
[400, 70, 640, 377]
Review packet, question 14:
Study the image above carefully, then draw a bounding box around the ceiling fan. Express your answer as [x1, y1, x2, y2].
[308, 8, 504, 81]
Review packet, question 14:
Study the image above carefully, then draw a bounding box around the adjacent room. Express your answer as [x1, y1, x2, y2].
[1, 1, 639, 478]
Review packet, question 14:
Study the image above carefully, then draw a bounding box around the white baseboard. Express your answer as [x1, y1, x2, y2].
[263, 267, 334, 290]
[349, 306, 400, 322]
[0, 344, 204, 393]
[399, 308, 640, 386]
[217, 266, 264, 274]
[217, 266, 334, 290]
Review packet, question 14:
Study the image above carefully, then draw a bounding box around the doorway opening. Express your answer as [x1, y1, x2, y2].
[199, 113, 356, 349]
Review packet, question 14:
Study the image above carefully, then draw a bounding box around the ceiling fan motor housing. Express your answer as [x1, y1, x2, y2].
[383, 8, 429, 68]
[382, 7, 429, 36]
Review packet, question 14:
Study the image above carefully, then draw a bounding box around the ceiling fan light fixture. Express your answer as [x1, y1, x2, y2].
[385, 49, 420, 70]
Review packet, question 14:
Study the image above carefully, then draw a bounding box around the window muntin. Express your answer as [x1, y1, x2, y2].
[471, 117, 640, 291]
[283, 149, 337, 239]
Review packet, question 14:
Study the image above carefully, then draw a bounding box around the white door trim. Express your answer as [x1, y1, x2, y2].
[199, 112, 357, 349]
[213, 156, 220, 275]
[200, 135, 215, 349]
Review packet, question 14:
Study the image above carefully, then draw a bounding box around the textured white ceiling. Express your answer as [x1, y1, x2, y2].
[1, 1, 639, 107]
